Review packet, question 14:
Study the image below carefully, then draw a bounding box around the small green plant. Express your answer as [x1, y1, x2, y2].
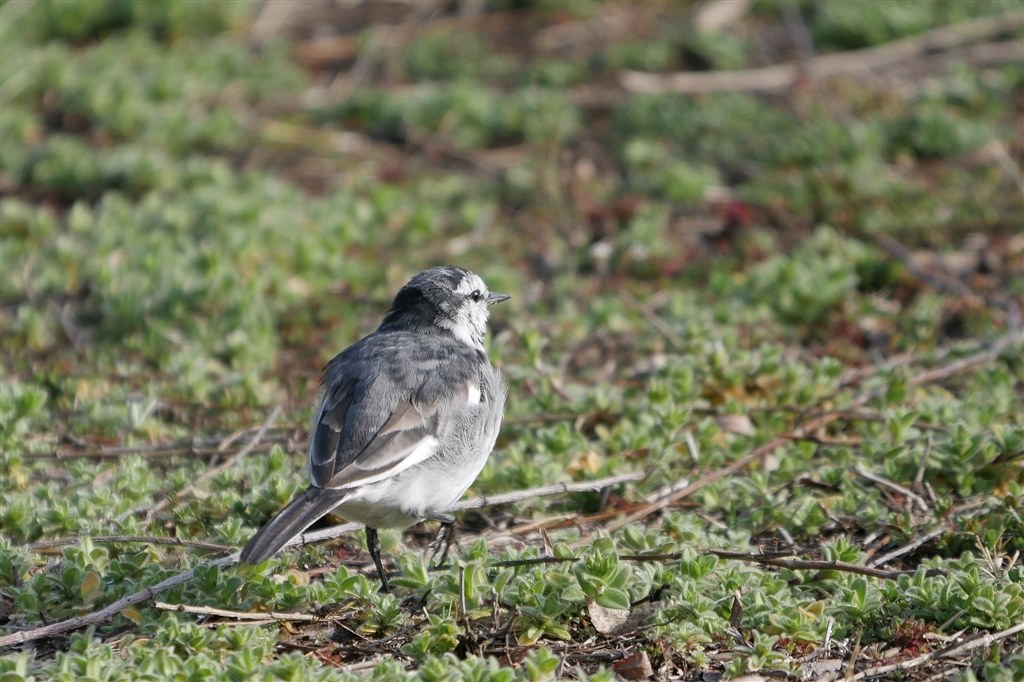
[574, 538, 632, 610]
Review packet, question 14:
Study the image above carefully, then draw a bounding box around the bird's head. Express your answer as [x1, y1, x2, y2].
[380, 266, 509, 349]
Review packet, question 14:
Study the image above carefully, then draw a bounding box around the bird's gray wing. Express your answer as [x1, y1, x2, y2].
[308, 332, 481, 491]
[241, 333, 487, 565]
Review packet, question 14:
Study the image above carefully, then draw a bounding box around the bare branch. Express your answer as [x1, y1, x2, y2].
[30, 535, 232, 554]
[153, 601, 319, 622]
[601, 329, 1020, 534]
[282, 471, 646, 550]
[622, 13, 1023, 95]
[850, 622, 1024, 680]
[705, 550, 946, 581]
[116, 405, 282, 523]
[449, 472, 646, 511]
[26, 431, 291, 461]
[906, 331, 1021, 388]
[435, 549, 944, 581]
[0, 554, 239, 648]
[0, 472, 643, 647]
[868, 526, 949, 569]
[855, 466, 931, 515]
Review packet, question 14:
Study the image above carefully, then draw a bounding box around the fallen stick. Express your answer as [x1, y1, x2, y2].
[116, 405, 281, 523]
[153, 601, 319, 623]
[602, 330, 1021, 534]
[868, 526, 949, 568]
[906, 331, 1020, 388]
[25, 431, 292, 461]
[30, 535, 233, 554]
[621, 12, 1023, 95]
[0, 554, 240, 648]
[0, 471, 643, 647]
[602, 428, 821, 534]
[705, 550, 946, 581]
[849, 621, 1024, 680]
[476, 550, 947, 581]
[282, 471, 645, 550]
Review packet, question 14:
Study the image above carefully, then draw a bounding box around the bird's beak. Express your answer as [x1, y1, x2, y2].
[487, 292, 510, 305]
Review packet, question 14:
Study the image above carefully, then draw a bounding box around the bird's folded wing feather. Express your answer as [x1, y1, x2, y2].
[308, 333, 483, 491]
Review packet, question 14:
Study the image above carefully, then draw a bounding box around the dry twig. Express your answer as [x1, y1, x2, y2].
[26, 430, 291, 461]
[0, 472, 643, 647]
[475, 550, 945, 581]
[283, 471, 646, 551]
[0, 554, 239, 648]
[619, 289, 686, 349]
[906, 331, 1020, 388]
[30, 535, 232, 554]
[855, 466, 931, 515]
[602, 329, 1020, 534]
[705, 550, 946, 581]
[621, 13, 1023, 95]
[849, 622, 1024, 680]
[153, 601, 319, 623]
[869, 526, 950, 569]
[115, 406, 281, 523]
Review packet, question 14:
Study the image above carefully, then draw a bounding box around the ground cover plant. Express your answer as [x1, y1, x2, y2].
[1, 0, 1022, 679]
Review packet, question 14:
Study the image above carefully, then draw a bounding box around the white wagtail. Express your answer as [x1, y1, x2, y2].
[240, 266, 508, 591]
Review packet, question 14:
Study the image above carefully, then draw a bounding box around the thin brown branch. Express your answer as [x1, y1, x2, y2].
[705, 550, 946, 581]
[781, 433, 865, 447]
[153, 601, 319, 622]
[817, 408, 949, 433]
[506, 404, 955, 431]
[850, 622, 1024, 680]
[28, 428, 293, 461]
[441, 549, 942, 582]
[872, 232, 1022, 335]
[621, 13, 1023, 95]
[855, 466, 930, 514]
[906, 331, 1021, 388]
[601, 431, 811, 535]
[619, 289, 686, 349]
[30, 535, 232, 554]
[283, 471, 646, 551]
[868, 526, 949, 568]
[0, 554, 239, 648]
[450, 472, 646, 511]
[282, 521, 362, 553]
[600, 329, 1019, 534]
[872, 233, 980, 302]
[117, 405, 282, 523]
[504, 412, 584, 426]
[0, 472, 645, 647]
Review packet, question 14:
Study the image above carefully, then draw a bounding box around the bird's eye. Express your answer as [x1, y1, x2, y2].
[469, 290, 483, 302]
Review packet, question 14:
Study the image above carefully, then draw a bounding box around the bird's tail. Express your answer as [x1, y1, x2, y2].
[239, 487, 350, 564]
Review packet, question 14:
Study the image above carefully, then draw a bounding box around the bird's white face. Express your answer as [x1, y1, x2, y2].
[439, 272, 492, 350]
[379, 266, 507, 348]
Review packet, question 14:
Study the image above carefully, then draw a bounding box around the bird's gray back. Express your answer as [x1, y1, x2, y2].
[310, 329, 485, 486]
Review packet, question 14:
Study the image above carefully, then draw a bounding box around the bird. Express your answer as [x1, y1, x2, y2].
[239, 266, 508, 592]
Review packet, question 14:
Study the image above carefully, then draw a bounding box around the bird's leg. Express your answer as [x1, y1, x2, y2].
[365, 526, 390, 593]
[426, 513, 456, 567]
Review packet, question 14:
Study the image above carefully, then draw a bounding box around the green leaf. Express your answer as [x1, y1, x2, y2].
[595, 588, 631, 611]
